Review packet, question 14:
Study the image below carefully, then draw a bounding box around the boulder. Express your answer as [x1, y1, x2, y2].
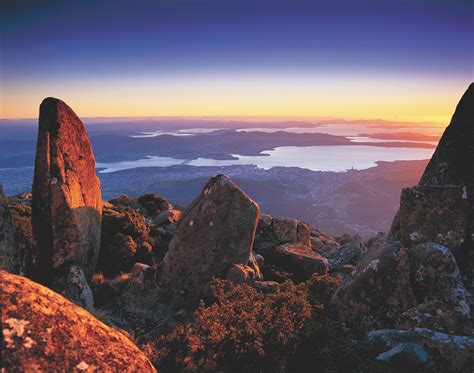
[154, 209, 182, 227]
[159, 174, 259, 294]
[252, 280, 280, 293]
[331, 242, 416, 327]
[296, 221, 311, 247]
[310, 229, 341, 255]
[398, 242, 470, 333]
[368, 328, 474, 372]
[130, 263, 153, 284]
[271, 243, 328, 280]
[272, 216, 298, 243]
[398, 186, 469, 258]
[31, 98, 102, 307]
[375, 342, 431, 369]
[1, 271, 156, 372]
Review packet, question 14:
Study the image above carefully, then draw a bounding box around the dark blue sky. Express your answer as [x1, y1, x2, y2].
[1, 0, 473, 119]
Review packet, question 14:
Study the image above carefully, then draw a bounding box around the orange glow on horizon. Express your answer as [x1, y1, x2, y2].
[1, 72, 470, 126]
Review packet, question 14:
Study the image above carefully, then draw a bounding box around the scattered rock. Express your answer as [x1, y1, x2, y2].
[314, 233, 368, 274]
[31, 98, 102, 307]
[159, 174, 259, 294]
[1, 271, 156, 372]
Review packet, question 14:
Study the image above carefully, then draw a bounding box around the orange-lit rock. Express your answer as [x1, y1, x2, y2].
[32, 98, 102, 308]
[1, 271, 156, 372]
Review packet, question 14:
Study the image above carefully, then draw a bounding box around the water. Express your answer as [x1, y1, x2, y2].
[96, 145, 434, 173]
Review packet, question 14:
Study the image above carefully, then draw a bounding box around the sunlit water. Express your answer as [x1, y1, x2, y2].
[96, 145, 434, 173]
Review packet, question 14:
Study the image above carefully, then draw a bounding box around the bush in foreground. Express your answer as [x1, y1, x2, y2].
[145, 279, 312, 372]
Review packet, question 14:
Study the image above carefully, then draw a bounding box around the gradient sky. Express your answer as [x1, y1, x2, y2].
[1, 0, 473, 122]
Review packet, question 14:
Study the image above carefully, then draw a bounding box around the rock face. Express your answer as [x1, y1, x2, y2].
[1, 271, 156, 372]
[331, 242, 416, 326]
[389, 83, 474, 268]
[31, 98, 102, 308]
[159, 174, 260, 294]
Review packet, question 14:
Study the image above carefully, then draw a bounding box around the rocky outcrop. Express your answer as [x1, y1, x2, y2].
[1, 271, 156, 372]
[389, 83, 474, 269]
[331, 242, 416, 327]
[31, 98, 102, 308]
[159, 174, 259, 294]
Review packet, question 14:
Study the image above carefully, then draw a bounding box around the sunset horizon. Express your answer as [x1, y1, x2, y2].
[1, 1, 473, 372]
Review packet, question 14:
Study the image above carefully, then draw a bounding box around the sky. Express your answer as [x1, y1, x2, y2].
[1, 0, 473, 123]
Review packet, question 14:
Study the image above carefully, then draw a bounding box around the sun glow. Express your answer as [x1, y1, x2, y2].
[0, 72, 468, 125]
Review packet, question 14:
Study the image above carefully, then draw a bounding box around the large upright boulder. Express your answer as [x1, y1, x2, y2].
[389, 84, 474, 269]
[159, 174, 259, 294]
[1, 271, 155, 372]
[32, 98, 102, 308]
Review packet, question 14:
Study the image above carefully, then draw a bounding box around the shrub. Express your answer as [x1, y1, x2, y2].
[305, 273, 342, 307]
[147, 279, 312, 372]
